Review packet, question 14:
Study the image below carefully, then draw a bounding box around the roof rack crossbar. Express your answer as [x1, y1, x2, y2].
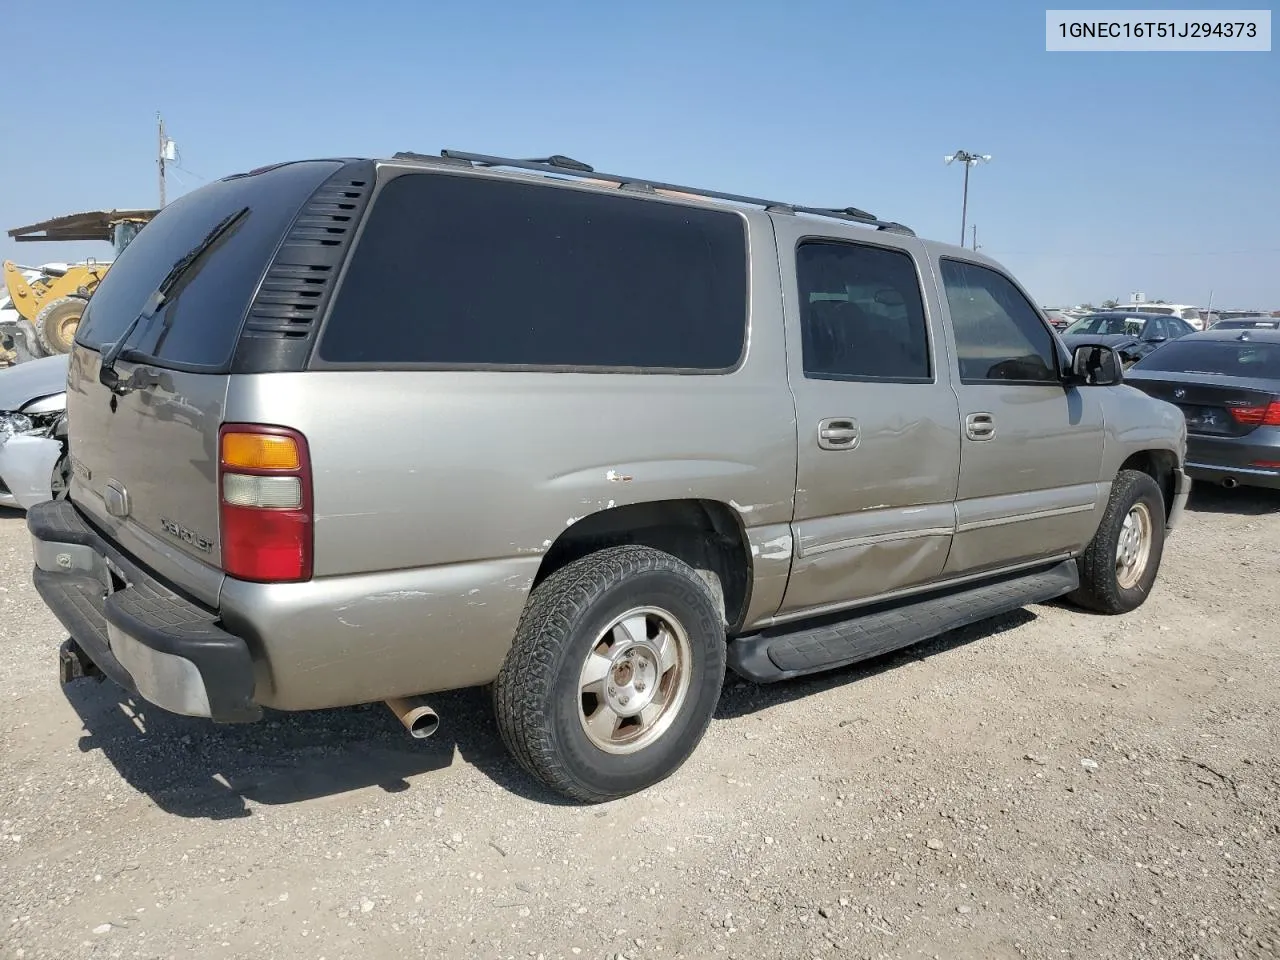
[436, 149, 913, 234]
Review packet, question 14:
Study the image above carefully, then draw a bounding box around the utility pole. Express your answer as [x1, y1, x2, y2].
[971, 224, 978, 251]
[945, 150, 991, 247]
[157, 112, 167, 207]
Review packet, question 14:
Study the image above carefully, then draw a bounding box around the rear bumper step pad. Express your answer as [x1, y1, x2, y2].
[27, 499, 261, 723]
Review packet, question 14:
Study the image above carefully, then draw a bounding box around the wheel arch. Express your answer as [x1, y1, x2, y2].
[532, 498, 754, 633]
[1118, 449, 1178, 520]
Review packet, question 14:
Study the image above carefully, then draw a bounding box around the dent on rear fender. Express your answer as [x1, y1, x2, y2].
[219, 556, 543, 711]
[741, 522, 793, 627]
[0, 434, 63, 510]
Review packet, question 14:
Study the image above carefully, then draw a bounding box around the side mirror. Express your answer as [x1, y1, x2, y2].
[1070, 344, 1124, 385]
[1147, 335, 1168, 343]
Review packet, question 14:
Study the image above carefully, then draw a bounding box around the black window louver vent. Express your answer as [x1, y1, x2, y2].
[241, 175, 372, 340]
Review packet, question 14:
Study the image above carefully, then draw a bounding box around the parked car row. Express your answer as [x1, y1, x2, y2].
[1040, 309, 1279, 491]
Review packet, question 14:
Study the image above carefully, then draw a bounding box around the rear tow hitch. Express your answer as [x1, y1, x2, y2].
[58, 638, 102, 684]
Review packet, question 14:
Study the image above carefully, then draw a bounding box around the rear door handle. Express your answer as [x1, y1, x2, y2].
[965, 412, 996, 441]
[818, 417, 860, 450]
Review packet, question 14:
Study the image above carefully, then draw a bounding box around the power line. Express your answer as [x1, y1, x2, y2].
[984, 248, 1280, 258]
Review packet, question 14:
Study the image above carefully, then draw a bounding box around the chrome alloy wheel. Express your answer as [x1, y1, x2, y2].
[1115, 501, 1153, 590]
[577, 606, 693, 755]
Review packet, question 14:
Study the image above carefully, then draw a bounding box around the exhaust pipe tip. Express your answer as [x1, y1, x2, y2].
[1221, 476, 1238, 489]
[384, 696, 440, 739]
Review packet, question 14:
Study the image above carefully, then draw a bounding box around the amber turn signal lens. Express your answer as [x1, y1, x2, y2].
[220, 432, 301, 470]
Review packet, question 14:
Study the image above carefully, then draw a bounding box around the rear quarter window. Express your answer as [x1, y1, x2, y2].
[75, 161, 342, 370]
[316, 172, 749, 370]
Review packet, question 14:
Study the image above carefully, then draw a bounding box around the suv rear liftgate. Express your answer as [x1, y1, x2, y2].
[32, 159, 377, 721]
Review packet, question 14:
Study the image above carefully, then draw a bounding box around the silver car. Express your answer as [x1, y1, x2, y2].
[0, 354, 69, 510]
[26, 149, 1190, 801]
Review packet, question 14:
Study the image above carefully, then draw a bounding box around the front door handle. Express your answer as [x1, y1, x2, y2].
[965, 412, 996, 441]
[818, 417, 860, 450]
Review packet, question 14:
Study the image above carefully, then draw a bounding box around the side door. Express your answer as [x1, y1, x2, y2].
[776, 224, 963, 617]
[933, 255, 1107, 577]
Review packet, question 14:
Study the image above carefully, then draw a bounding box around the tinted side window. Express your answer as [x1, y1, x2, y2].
[795, 240, 931, 382]
[940, 259, 1058, 383]
[318, 173, 748, 369]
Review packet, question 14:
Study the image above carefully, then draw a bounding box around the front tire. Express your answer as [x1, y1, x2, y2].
[1068, 469, 1166, 614]
[493, 544, 726, 803]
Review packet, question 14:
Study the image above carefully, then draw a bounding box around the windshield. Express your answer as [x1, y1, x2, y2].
[1131, 339, 1280, 379]
[75, 161, 340, 370]
[1065, 314, 1149, 337]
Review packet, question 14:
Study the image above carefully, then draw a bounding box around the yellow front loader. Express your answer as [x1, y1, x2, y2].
[1, 209, 157, 365]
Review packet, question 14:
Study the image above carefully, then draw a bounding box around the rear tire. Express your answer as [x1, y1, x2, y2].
[493, 544, 726, 803]
[33, 296, 86, 355]
[1068, 469, 1165, 614]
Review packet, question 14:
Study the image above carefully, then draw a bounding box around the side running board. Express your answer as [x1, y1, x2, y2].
[727, 560, 1079, 683]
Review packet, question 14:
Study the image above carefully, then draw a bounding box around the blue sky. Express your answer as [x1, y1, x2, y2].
[3, 0, 1276, 308]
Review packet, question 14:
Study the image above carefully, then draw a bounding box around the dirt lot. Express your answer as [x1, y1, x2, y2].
[1, 487, 1278, 960]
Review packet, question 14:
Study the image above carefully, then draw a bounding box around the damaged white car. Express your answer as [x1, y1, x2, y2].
[0, 354, 70, 510]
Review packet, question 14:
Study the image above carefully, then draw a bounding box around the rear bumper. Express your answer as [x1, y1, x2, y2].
[1186, 431, 1280, 490]
[1186, 461, 1280, 490]
[27, 499, 261, 722]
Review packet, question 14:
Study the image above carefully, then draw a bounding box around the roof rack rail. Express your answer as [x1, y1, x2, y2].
[391, 150, 472, 168]
[432, 149, 915, 235]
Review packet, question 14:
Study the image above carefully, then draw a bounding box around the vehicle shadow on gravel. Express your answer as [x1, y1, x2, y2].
[62, 680, 566, 819]
[1185, 482, 1280, 516]
[64, 610, 1039, 818]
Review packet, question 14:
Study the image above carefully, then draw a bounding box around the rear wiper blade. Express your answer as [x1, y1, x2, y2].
[99, 206, 250, 394]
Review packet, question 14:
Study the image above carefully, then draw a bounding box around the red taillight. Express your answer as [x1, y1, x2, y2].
[218, 424, 313, 583]
[1227, 399, 1280, 427]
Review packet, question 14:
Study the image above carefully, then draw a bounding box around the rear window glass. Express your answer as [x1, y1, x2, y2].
[1131, 339, 1280, 379]
[76, 161, 339, 369]
[317, 172, 748, 370]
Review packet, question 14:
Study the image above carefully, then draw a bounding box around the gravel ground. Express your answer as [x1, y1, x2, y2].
[1, 486, 1278, 960]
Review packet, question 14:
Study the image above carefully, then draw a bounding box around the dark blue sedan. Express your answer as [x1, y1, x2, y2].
[1060, 311, 1197, 368]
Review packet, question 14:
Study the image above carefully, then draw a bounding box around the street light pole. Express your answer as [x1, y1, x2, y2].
[944, 150, 991, 247]
[157, 112, 167, 208]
